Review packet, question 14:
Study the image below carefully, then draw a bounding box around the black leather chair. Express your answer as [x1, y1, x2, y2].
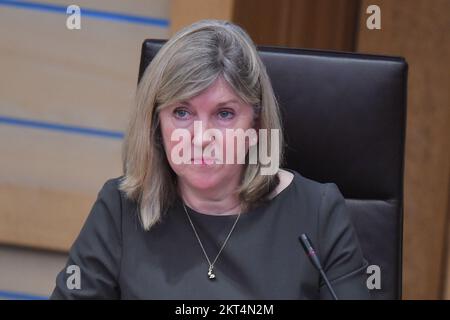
[137, 39, 408, 300]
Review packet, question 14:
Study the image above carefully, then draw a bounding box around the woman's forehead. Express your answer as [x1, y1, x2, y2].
[181, 77, 245, 108]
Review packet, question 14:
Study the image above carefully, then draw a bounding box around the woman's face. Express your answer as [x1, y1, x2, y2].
[158, 76, 256, 191]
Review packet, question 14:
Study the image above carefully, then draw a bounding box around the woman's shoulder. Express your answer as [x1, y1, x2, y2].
[269, 168, 334, 202]
[266, 168, 294, 200]
[267, 168, 352, 227]
[97, 176, 125, 202]
[94, 176, 138, 214]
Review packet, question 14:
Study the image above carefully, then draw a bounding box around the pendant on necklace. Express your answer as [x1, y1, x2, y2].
[208, 266, 216, 280]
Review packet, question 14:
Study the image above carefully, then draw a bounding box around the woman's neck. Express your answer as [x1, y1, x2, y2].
[177, 179, 242, 216]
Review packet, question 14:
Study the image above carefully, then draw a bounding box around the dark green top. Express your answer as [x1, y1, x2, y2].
[51, 169, 370, 299]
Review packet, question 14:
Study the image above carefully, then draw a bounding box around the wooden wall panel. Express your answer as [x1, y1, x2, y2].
[169, 0, 234, 36]
[357, 0, 450, 299]
[170, 0, 359, 50]
[0, 0, 169, 251]
[233, 0, 360, 50]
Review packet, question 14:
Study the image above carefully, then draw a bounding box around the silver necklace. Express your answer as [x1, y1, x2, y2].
[182, 202, 241, 280]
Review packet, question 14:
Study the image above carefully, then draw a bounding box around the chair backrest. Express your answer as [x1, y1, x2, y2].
[138, 39, 408, 300]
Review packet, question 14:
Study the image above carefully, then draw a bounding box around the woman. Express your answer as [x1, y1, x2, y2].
[51, 19, 370, 299]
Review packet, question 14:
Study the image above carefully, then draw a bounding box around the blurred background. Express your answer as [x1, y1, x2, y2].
[0, 0, 448, 300]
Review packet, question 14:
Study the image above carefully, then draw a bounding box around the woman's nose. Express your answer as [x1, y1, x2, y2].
[192, 119, 213, 149]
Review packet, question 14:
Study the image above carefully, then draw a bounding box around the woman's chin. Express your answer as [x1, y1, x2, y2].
[183, 172, 224, 190]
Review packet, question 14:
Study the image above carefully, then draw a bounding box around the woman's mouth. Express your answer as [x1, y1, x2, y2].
[191, 157, 216, 165]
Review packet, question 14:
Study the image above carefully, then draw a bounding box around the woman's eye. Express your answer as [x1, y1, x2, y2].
[173, 108, 190, 119]
[218, 110, 234, 120]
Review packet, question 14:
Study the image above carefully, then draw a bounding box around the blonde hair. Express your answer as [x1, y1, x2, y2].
[120, 19, 284, 230]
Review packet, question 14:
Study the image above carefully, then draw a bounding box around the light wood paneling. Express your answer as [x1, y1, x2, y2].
[0, 245, 67, 297]
[0, 2, 168, 129]
[0, 1, 169, 251]
[0, 184, 95, 252]
[170, 0, 234, 35]
[0, 125, 122, 251]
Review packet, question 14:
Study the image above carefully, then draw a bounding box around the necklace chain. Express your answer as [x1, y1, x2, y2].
[182, 201, 241, 280]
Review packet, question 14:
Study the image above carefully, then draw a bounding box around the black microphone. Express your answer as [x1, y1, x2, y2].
[298, 233, 338, 300]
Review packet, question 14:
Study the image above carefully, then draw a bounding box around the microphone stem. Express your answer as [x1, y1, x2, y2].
[319, 268, 338, 300]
